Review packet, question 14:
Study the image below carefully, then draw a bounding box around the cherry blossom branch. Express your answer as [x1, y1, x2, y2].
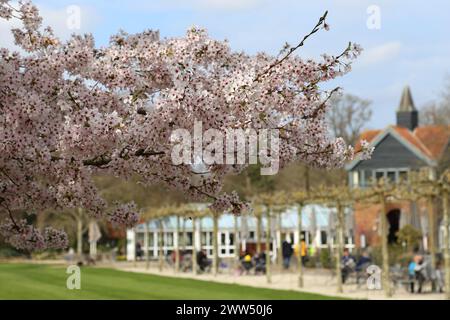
[254, 11, 328, 83]
[0, 0, 365, 250]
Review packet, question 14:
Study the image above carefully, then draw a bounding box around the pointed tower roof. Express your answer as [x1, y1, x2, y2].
[397, 85, 416, 112]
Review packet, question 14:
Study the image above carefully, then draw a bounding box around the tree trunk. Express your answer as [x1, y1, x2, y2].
[256, 214, 262, 253]
[336, 203, 344, 293]
[76, 215, 83, 258]
[380, 195, 392, 297]
[175, 216, 180, 273]
[158, 219, 164, 272]
[198, 216, 203, 252]
[297, 204, 304, 288]
[277, 211, 283, 269]
[234, 214, 240, 266]
[442, 189, 450, 300]
[144, 222, 149, 269]
[182, 218, 187, 251]
[213, 213, 219, 276]
[428, 196, 436, 269]
[192, 217, 198, 275]
[266, 208, 272, 284]
[133, 226, 137, 268]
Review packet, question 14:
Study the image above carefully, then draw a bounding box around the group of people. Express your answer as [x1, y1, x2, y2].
[237, 239, 308, 274]
[168, 249, 212, 273]
[340, 248, 372, 284]
[407, 253, 444, 293]
[339, 249, 446, 294]
[135, 242, 213, 273]
[282, 239, 309, 269]
[239, 252, 267, 275]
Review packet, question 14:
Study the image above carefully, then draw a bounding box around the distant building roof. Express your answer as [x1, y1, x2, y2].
[414, 125, 450, 159]
[353, 86, 450, 164]
[355, 125, 450, 161]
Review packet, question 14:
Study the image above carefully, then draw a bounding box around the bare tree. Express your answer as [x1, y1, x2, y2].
[421, 76, 450, 125]
[421, 102, 450, 125]
[328, 93, 372, 145]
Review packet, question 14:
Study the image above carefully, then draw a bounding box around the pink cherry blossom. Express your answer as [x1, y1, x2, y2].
[0, 1, 370, 250]
[108, 202, 139, 228]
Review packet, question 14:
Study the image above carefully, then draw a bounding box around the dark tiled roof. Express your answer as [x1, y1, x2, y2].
[355, 125, 450, 160]
[391, 126, 432, 158]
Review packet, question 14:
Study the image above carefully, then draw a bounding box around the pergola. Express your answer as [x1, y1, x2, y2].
[127, 174, 450, 299]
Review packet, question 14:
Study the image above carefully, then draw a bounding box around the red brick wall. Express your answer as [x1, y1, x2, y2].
[353, 200, 414, 247]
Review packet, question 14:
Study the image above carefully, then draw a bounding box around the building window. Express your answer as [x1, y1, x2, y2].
[371, 169, 409, 184]
[363, 170, 372, 186]
[218, 231, 235, 257]
[387, 171, 396, 183]
[353, 169, 409, 187]
[136, 232, 144, 244]
[166, 232, 173, 246]
[186, 232, 193, 246]
[201, 232, 213, 246]
[148, 232, 154, 246]
[375, 171, 384, 181]
[220, 233, 226, 245]
[320, 231, 327, 245]
[352, 171, 359, 187]
[201, 232, 207, 245]
[399, 170, 408, 182]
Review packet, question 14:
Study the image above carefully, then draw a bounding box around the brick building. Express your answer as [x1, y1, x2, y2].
[346, 86, 450, 249]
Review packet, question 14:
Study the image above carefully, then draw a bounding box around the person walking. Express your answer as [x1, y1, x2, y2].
[282, 240, 293, 269]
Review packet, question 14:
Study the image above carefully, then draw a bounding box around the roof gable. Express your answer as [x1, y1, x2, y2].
[346, 126, 436, 171]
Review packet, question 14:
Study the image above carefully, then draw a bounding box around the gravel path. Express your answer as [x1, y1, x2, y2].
[113, 262, 445, 300]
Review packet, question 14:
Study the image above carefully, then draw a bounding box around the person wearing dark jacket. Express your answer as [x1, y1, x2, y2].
[197, 249, 211, 272]
[282, 240, 293, 269]
[253, 252, 266, 275]
[355, 251, 372, 285]
[341, 248, 356, 283]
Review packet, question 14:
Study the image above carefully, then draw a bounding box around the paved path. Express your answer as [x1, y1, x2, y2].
[112, 262, 445, 300]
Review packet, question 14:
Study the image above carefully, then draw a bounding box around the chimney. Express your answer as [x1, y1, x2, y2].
[396, 86, 418, 131]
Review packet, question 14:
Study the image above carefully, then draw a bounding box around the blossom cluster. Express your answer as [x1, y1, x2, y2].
[0, 1, 369, 250]
[209, 191, 250, 215]
[107, 202, 139, 228]
[0, 219, 67, 250]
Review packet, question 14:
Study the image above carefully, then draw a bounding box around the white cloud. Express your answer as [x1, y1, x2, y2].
[356, 41, 402, 68]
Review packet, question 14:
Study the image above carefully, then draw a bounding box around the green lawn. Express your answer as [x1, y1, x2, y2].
[0, 263, 339, 300]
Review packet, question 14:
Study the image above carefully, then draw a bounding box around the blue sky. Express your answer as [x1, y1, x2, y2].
[1, 0, 450, 129]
